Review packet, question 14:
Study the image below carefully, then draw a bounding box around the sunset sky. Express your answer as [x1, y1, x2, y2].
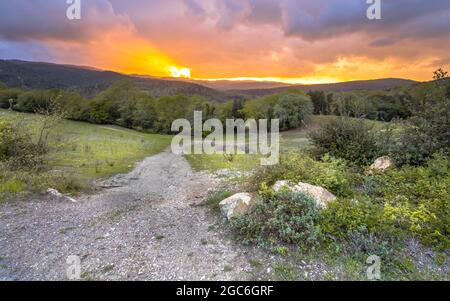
[0, 0, 449, 84]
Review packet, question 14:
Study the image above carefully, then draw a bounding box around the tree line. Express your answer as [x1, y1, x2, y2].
[0, 80, 314, 133]
[1, 75, 449, 134]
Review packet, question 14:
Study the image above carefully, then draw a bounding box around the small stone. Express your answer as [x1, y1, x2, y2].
[219, 193, 254, 220]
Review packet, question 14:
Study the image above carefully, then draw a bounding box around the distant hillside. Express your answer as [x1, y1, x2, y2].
[229, 78, 419, 97]
[189, 79, 292, 91]
[0, 60, 227, 100]
[0, 60, 420, 100]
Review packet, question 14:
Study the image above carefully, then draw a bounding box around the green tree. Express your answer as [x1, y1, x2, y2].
[274, 93, 313, 130]
[132, 96, 157, 130]
[154, 95, 191, 133]
[89, 80, 142, 125]
[57, 91, 89, 120]
[14, 89, 61, 113]
[433, 68, 448, 81]
[308, 91, 327, 114]
[241, 94, 278, 120]
[231, 98, 245, 119]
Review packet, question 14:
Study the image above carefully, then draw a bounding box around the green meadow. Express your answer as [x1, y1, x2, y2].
[0, 109, 172, 179]
[185, 115, 393, 172]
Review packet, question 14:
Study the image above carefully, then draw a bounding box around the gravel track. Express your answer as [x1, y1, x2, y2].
[0, 150, 254, 281]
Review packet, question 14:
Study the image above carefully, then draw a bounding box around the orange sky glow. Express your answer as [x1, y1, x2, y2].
[1, 1, 449, 84]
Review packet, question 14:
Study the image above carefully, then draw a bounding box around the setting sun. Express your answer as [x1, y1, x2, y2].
[168, 66, 191, 79]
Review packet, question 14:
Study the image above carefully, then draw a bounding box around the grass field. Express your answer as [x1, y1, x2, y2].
[186, 115, 336, 172]
[0, 109, 172, 179]
[1, 109, 394, 177]
[185, 115, 395, 172]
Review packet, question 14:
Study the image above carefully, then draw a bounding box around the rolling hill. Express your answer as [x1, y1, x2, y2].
[228, 78, 419, 97]
[0, 60, 419, 101]
[0, 60, 227, 100]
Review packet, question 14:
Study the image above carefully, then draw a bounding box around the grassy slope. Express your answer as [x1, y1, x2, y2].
[0, 109, 172, 179]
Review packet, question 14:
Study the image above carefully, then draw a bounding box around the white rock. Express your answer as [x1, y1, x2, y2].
[369, 156, 393, 172]
[272, 181, 336, 209]
[272, 180, 291, 192]
[47, 188, 63, 197]
[219, 193, 254, 220]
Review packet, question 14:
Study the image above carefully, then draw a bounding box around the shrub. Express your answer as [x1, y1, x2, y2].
[320, 198, 401, 264]
[391, 99, 449, 166]
[0, 120, 45, 170]
[343, 226, 396, 259]
[0, 88, 22, 109]
[14, 89, 61, 113]
[204, 189, 233, 212]
[320, 198, 388, 240]
[320, 153, 449, 251]
[250, 152, 354, 198]
[310, 117, 381, 166]
[365, 153, 450, 249]
[232, 188, 321, 250]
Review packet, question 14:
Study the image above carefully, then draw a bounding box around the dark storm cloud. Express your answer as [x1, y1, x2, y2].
[0, 0, 130, 42]
[1, 0, 449, 43]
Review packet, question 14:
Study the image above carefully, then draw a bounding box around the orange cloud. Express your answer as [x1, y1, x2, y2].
[1, 0, 450, 83]
[47, 27, 183, 77]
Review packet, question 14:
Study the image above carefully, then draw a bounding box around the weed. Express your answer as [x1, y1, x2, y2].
[273, 263, 298, 281]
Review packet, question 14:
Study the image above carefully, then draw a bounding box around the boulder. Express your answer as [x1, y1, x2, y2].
[272, 181, 336, 209]
[369, 156, 393, 173]
[219, 193, 254, 220]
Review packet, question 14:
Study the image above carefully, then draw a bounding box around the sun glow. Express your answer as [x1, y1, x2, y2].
[168, 66, 191, 78]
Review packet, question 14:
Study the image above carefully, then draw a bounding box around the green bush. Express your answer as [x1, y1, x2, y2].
[14, 89, 61, 113]
[366, 153, 450, 249]
[204, 189, 233, 212]
[232, 188, 321, 250]
[320, 198, 401, 264]
[321, 153, 449, 251]
[0, 88, 22, 109]
[391, 99, 449, 166]
[343, 226, 395, 258]
[320, 198, 392, 239]
[250, 152, 354, 198]
[0, 120, 45, 170]
[310, 117, 381, 166]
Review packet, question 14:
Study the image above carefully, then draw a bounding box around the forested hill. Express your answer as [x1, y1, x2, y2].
[229, 78, 419, 96]
[0, 60, 226, 100]
[0, 60, 419, 100]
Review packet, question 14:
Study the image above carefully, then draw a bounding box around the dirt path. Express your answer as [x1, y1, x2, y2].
[0, 150, 255, 280]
